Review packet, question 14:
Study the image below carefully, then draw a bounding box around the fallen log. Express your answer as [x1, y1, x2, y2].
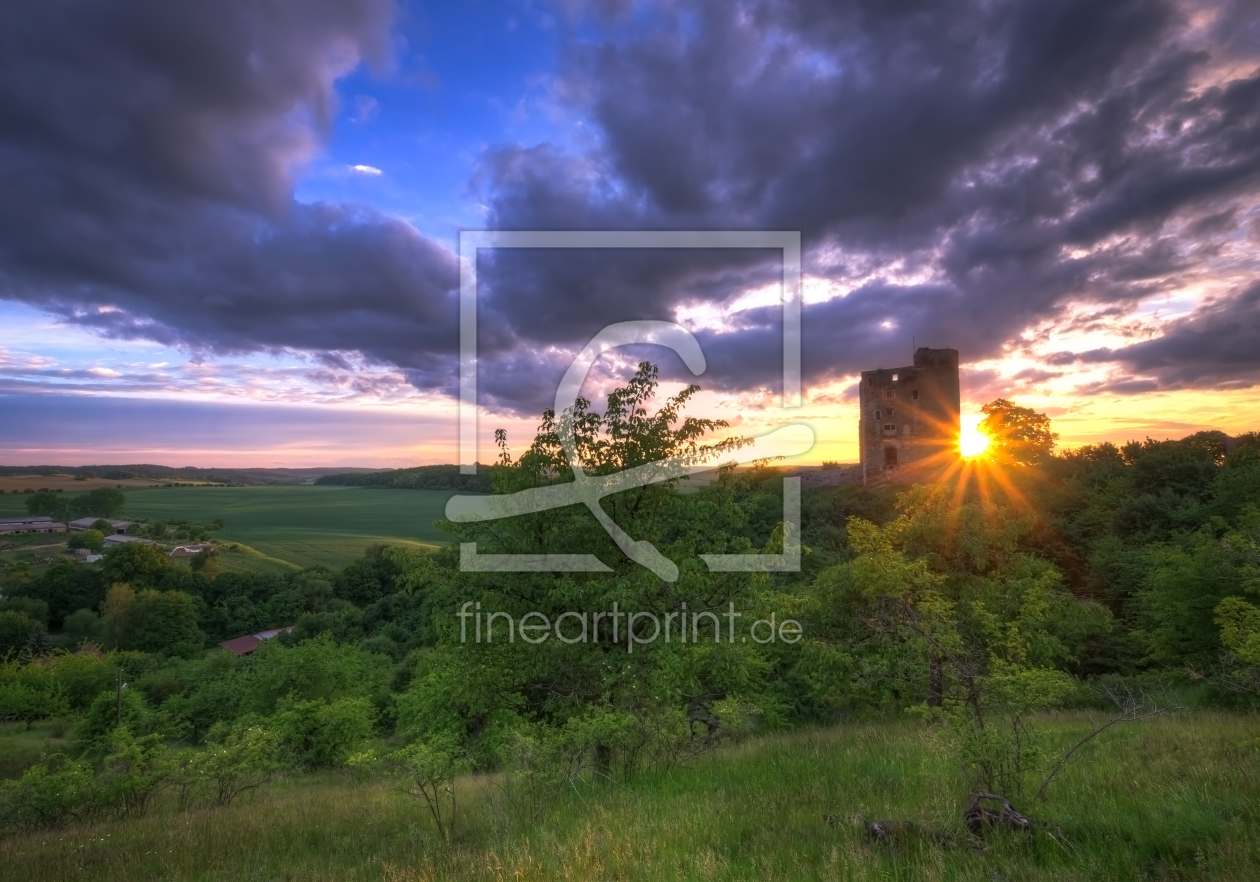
[964, 792, 1034, 836]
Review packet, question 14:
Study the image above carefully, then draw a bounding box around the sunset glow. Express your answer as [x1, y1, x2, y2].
[959, 417, 991, 459]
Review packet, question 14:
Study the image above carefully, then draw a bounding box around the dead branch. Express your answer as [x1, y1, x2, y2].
[1035, 680, 1178, 801]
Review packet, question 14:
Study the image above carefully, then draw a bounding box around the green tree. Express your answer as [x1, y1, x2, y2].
[101, 543, 170, 587]
[70, 487, 126, 519]
[100, 583, 136, 649]
[0, 659, 69, 729]
[24, 490, 69, 523]
[814, 485, 1106, 796]
[978, 399, 1059, 465]
[62, 609, 103, 647]
[402, 362, 780, 774]
[269, 696, 377, 768]
[127, 589, 203, 654]
[68, 529, 106, 553]
[0, 610, 46, 657]
[180, 723, 282, 808]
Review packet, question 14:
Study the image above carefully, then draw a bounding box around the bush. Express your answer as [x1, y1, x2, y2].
[0, 755, 98, 834]
[96, 728, 174, 820]
[178, 723, 282, 808]
[270, 696, 377, 769]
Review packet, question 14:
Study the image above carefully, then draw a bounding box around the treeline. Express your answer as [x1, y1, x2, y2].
[315, 464, 494, 492]
[0, 464, 382, 485]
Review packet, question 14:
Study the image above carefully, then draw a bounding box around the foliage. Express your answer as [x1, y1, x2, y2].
[818, 484, 1106, 796]
[978, 399, 1059, 465]
[0, 658, 69, 729]
[0, 754, 97, 834]
[0, 610, 46, 658]
[68, 529, 106, 553]
[62, 608, 103, 647]
[96, 727, 174, 819]
[178, 722, 282, 808]
[126, 589, 203, 655]
[269, 696, 377, 769]
[315, 464, 494, 492]
[358, 733, 471, 841]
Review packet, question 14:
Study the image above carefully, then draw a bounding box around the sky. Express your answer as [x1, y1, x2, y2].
[1, 0, 1259, 468]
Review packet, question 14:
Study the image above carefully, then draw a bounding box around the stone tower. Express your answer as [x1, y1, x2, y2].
[859, 347, 961, 483]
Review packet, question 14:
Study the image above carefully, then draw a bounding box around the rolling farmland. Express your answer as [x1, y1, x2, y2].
[0, 485, 470, 570]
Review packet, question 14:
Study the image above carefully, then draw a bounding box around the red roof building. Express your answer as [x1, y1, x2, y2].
[217, 627, 293, 656]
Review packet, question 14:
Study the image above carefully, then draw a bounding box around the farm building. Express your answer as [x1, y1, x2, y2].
[859, 347, 962, 484]
[102, 533, 155, 548]
[68, 517, 133, 533]
[218, 627, 294, 656]
[0, 515, 67, 535]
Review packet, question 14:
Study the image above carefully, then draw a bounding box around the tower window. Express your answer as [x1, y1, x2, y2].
[911, 389, 919, 400]
[883, 423, 897, 432]
[892, 373, 899, 381]
[883, 389, 894, 399]
[875, 409, 881, 419]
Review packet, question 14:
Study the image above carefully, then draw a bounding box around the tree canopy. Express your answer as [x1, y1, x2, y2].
[978, 399, 1059, 465]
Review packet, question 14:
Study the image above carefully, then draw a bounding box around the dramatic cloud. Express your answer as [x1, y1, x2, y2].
[470, 0, 1260, 409]
[1, 0, 1259, 429]
[0, 0, 466, 386]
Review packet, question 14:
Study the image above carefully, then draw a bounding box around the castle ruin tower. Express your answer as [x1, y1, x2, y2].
[859, 347, 961, 483]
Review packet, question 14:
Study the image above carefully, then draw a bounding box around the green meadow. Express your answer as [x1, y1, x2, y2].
[0, 485, 467, 571]
[3, 711, 1258, 882]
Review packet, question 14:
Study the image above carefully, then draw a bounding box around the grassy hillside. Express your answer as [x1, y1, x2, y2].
[3, 712, 1257, 881]
[0, 485, 471, 570]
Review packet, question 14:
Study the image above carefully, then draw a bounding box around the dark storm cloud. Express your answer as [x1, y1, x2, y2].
[3, 0, 1260, 421]
[472, 0, 1260, 409]
[0, 0, 467, 388]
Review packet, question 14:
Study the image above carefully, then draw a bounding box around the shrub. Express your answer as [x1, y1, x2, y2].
[0, 755, 98, 834]
[270, 696, 377, 769]
[179, 723, 282, 809]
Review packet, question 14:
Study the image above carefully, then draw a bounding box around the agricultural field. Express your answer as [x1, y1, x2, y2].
[0, 474, 162, 492]
[0, 485, 472, 571]
[3, 711, 1258, 882]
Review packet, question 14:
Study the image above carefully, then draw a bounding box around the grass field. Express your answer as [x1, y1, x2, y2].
[2, 711, 1257, 881]
[0, 485, 470, 571]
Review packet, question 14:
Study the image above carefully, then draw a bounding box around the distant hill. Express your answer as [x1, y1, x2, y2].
[0, 464, 384, 486]
[315, 463, 493, 492]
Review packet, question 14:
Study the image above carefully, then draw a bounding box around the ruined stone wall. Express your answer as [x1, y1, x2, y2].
[859, 348, 961, 483]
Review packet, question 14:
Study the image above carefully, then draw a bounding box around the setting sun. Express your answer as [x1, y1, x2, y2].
[959, 416, 991, 458]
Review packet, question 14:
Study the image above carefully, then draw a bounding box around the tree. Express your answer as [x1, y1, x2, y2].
[101, 542, 170, 587]
[62, 609, 103, 647]
[0, 610, 46, 658]
[978, 399, 1059, 465]
[404, 361, 778, 774]
[813, 485, 1107, 797]
[70, 487, 126, 519]
[101, 583, 136, 649]
[0, 659, 69, 729]
[25, 490, 69, 523]
[68, 529, 106, 553]
[127, 590, 203, 654]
